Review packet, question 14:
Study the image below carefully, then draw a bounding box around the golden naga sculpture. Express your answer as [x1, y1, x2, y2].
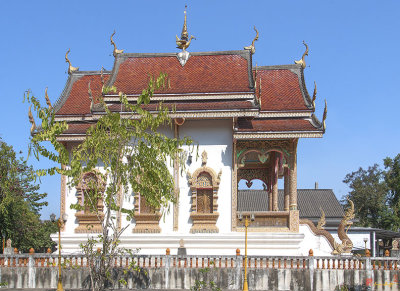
[110, 30, 124, 57]
[44, 87, 52, 111]
[312, 81, 317, 110]
[244, 26, 259, 55]
[176, 6, 195, 51]
[322, 99, 327, 131]
[294, 40, 309, 69]
[65, 49, 79, 74]
[316, 207, 326, 230]
[28, 105, 36, 136]
[332, 199, 355, 255]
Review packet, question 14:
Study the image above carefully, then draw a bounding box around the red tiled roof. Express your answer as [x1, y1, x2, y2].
[108, 100, 256, 112]
[63, 123, 94, 134]
[56, 74, 109, 115]
[109, 54, 251, 95]
[235, 118, 319, 132]
[255, 68, 310, 111]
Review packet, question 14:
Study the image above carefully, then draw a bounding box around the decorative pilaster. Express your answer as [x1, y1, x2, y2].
[284, 168, 290, 211]
[289, 139, 298, 210]
[231, 140, 238, 231]
[173, 123, 179, 231]
[60, 164, 67, 231]
[272, 152, 279, 211]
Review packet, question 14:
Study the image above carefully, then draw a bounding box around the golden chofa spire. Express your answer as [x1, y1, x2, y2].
[65, 49, 79, 74]
[176, 5, 196, 51]
[294, 41, 309, 69]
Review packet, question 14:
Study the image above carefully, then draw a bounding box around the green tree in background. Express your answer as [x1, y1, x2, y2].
[343, 154, 400, 231]
[0, 139, 56, 252]
[26, 73, 194, 291]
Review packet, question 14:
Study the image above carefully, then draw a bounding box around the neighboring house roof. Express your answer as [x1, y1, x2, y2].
[237, 189, 344, 226]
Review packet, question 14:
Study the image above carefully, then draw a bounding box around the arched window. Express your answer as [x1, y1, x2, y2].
[187, 151, 221, 233]
[196, 173, 213, 213]
[75, 171, 105, 233]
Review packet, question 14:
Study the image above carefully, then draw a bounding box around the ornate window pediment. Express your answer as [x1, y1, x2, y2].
[75, 171, 105, 233]
[187, 150, 221, 233]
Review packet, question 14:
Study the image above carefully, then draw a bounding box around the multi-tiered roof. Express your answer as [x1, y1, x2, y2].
[52, 11, 326, 141]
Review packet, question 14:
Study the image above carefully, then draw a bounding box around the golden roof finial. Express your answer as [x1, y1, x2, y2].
[322, 99, 327, 131]
[44, 87, 52, 111]
[176, 5, 196, 51]
[294, 40, 309, 69]
[244, 26, 259, 55]
[65, 49, 79, 74]
[312, 81, 317, 110]
[111, 30, 124, 57]
[28, 105, 36, 136]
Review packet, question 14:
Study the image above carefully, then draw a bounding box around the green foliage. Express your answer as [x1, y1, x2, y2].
[26, 72, 194, 291]
[343, 154, 400, 231]
[191, 264, 221, 291]
[0, 139, 53, 252]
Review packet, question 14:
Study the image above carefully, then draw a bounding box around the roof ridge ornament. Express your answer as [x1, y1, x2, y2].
[312, 81, 317, 111]
[244, 26, 259, 55]
[322, 99, 327, 132]
[111, 30, 124, 57]
[294, 40, 309, 69]
[176, 5, 196, 53]
[65, 49, 79, 74]
[44, 87, 52, 111]
[28, 105, 36, 136]
[88, 82, 94, 113]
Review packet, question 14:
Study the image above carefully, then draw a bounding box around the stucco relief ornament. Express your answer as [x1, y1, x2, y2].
[176, 5, 195, 66]
[201, 150, 208, 166]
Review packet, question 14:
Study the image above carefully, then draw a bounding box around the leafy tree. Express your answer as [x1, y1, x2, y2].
[343, 156, 400, 231]
[26, 73, 194, 291]
[0, 139, 54, 252]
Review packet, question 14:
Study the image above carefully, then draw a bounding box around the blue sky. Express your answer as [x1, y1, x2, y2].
[1, 0, 399, 219]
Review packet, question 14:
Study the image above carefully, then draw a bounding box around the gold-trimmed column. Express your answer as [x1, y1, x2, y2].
[272, 153, 279, 211]
[60, 164, 67, 231]
[289, 139, 298, 210]
[284, 167, 290, 211]
[231, 139, 238, 231]
[173, 123, 180, 231]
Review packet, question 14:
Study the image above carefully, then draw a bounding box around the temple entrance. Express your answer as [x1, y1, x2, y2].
[233, 139, 299, 232]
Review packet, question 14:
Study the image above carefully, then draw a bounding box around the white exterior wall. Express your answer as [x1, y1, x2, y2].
[179, 119, 233, 234]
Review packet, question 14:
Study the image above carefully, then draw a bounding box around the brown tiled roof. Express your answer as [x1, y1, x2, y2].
[235, 118, 319, 132]
[55, 73, 109, 116]
[107, 100, 257, 112]
[63, 123, 94, 134]
[107, 51, 253, 95]
[254, 66, 312, 111]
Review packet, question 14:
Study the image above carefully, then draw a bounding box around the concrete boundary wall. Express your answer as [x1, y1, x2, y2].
[0, 254, 399, 290]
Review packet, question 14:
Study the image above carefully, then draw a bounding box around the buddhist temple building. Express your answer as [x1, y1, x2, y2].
[49, 9, 337, 256]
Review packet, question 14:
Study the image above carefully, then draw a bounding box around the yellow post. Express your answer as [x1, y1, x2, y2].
[57, 219, 64, 291]
[243, 217, 249, 291]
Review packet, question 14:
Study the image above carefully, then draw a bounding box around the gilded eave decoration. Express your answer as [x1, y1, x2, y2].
[294, 41, 308, 69]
